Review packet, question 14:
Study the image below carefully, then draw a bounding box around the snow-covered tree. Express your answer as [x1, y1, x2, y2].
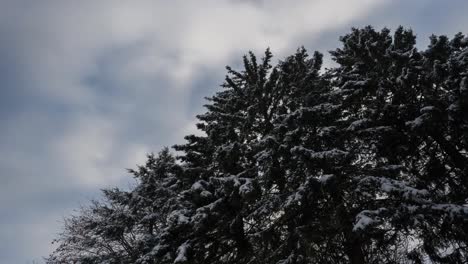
[49, 27, 468, 264]
[48, 148, 186, 263]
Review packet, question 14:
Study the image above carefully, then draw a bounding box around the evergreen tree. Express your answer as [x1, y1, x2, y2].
[49, 27, 468, 264]
[49, 148, 185, 263]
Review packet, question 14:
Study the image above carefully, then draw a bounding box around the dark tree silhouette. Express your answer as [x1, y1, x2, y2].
[49, 26, 468, 264]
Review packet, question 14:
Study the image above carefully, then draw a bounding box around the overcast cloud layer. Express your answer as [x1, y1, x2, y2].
[1, 1, 468, 262]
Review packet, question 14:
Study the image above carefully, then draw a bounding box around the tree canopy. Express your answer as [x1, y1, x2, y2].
[49, 26, 468, 264]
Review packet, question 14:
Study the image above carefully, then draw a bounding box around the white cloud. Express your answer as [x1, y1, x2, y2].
[109, 0, 390, 86]
[2, 0, 389, 103]
[51, 116, 118, 186]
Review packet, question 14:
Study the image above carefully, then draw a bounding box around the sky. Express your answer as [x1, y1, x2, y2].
[1, 0, 468, 263]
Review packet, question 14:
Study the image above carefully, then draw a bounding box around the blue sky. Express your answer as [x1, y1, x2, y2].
[1, 0, 468, 263]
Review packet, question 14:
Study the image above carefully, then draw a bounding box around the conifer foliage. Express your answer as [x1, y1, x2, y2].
[49, 27, 468, 263]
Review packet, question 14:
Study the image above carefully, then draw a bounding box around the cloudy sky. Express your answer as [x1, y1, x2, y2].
[1, 0, 467, 262]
